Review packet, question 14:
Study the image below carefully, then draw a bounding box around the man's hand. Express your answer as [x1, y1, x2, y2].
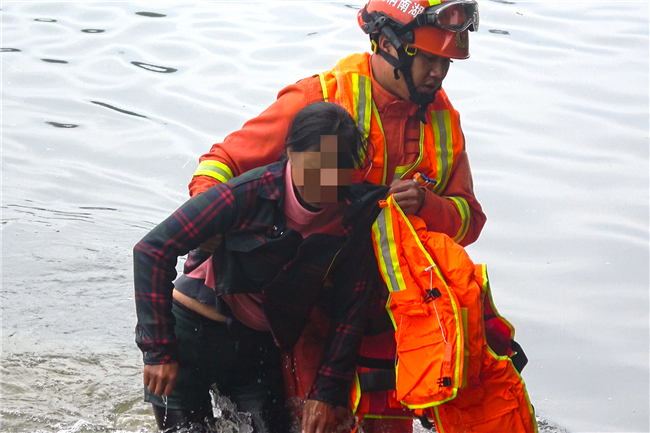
[389, 179, 426, 215]
[143, 362, 179, 397]
[302, 399, 335, 433]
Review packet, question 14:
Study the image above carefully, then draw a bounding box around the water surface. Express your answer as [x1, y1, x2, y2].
[1, 2, 648, 432]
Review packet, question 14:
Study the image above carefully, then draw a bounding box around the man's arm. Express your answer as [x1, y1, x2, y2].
[189, 77, 324, 197]
[388, 148, 485, 247]
[417, 149, 485, 246]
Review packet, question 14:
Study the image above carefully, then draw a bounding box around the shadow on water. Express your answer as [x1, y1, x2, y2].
[131, 61, 178, 74]
[91, 101, 149, 119]
[45, 121, 79, 128]
[136, 12, 167, 18]
[41, 58, 69, 64]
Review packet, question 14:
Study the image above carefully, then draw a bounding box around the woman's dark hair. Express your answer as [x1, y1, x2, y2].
[284, 102, 368, 169]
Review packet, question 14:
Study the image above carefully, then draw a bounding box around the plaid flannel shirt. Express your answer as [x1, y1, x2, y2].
[134, 161, 387, 406]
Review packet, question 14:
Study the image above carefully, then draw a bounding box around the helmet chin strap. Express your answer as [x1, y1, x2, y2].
[363, 6, 438, 124]
[375, 39, 438, 124]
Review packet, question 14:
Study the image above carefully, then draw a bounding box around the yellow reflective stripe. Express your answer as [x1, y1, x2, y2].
[371, 102, 388, 185]
[433, 407, 446, 433]
[477, 263, 488, 292]
[387, 198, 463, 409]
[193, 160, 234, 183]
[461, 307, 469, 389]
[393, 165, 409, 180]
[351, 373, 362, 414]
[318, 72, 328, 100]
[400, 121, 425, 180]
[447, 196, 470, 243]
[352, 73, 372, 167]
[428, 0, 442, 5]
[385, 293, 398, 329]
[352, 74, 372, 142]
[431, 110, 454, 195]
[372, 206, 407, 293]
[482, 266, 516, 341]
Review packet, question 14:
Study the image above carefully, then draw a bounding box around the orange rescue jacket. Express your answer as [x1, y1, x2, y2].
[349, 195, 537, 433]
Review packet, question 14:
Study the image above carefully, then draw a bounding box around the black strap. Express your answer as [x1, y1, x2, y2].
[418, 414, 436, 430]
[358, 370, 396, 393]
[356, 355, 394, 370]
[510, 339, 528, 373]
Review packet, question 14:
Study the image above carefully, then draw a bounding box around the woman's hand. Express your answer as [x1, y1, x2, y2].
[302, 399, 336, 433]
[143, 362, 179, 396]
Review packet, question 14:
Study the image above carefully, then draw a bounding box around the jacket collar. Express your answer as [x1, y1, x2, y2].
[256, 160, 389, 224]
[256, 160, 286, 202]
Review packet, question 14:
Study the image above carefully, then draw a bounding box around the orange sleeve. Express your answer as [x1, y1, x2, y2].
[416, 149, 486, 247]
[188, 76, 325, 197]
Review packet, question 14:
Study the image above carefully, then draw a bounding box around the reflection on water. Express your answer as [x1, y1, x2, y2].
[1, 1, 647, 433]
[135, 12, 167, 18]
[91, 101, 148, 119]
[130, 61, 178, 74]
[45, 121, 79, 128]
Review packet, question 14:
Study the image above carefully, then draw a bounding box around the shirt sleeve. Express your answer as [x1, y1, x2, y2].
[416, 124, 486, 247]
[133, 185, 238, 364]
[306, 234, 378, 407]
[188, 77, 324, 197]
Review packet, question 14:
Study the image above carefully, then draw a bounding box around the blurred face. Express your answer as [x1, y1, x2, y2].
[289, 135, 354, 208]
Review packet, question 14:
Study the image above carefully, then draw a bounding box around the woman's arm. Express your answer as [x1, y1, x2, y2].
[133, 184, 237, 366]
[306, 236, 379, 408]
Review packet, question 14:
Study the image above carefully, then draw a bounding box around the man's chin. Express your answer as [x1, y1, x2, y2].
[418, 86, 439, 95]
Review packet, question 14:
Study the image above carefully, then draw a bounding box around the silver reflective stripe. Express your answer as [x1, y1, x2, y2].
[355, 74, 372, 142]
[432, 110, 455, 195]
[448, 196, 470, 243]
[376, 209, 402, 292]
[193, 160, 234, 183]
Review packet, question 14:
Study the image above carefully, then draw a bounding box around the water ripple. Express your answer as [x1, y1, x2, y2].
[90, 101, 148, 119]
[130, 61, 177, 73]
[45, 121, 78, 128]
[135, 12, 166, 18]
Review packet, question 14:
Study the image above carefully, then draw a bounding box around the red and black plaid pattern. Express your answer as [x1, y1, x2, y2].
[134, 161, 388, 406]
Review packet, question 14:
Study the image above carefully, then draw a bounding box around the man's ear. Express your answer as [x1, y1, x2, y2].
[378, 35, 396, 55]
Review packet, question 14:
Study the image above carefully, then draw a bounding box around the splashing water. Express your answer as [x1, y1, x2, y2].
[209, 387, 254, 433]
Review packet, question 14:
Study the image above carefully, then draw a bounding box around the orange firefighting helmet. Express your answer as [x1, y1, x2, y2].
[358, 0, 479, 59]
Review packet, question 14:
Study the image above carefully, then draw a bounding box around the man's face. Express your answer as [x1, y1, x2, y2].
[408, 49, 451, 98]
[290, 135, 354, 208]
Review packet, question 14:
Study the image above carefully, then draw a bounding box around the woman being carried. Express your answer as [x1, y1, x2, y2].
[134, 102, 386, 433]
